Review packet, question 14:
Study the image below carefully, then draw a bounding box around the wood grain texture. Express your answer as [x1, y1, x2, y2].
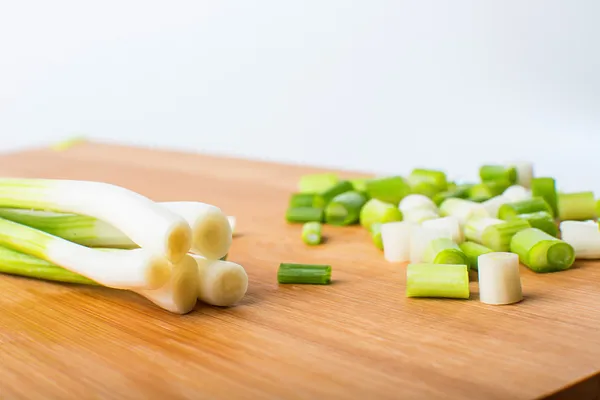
[0, 141, 599, 400]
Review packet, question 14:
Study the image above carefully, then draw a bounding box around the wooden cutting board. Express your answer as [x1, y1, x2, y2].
[0, 141, 599, 400]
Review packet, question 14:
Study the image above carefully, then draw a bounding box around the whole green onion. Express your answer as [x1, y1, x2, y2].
[285, 207, 324, 223]
[302, 222, 322, 245]
[458, 241, 493, 271]
[359, 198, 403, 230]
[479, 165, 517, 185]
[325, 191, 367, 226]
[406, 263, 470, 299]
[481, 219, 531, 252]
[531, 177, 558, 217]
[277, 263, 332, 284]
[510, 228, 575, 273]
[558, 192, 597, 221]
[365, 176, 411, 205]
[498, 197, 553, 220]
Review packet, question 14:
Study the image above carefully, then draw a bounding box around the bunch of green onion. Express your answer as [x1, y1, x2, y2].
[0, 178, 247, 314]
[285, 162, 598, 298]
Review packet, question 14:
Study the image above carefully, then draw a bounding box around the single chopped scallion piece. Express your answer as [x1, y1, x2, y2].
[481, 219, 531, 252]
[302, 222, 322, 245]
[371, 223, 384, 250]
[559, 221, 600, 259]
[509, 211, 557, 237]
[365, 176, 411, 205]
[439, 198, 488, 226]
[286, 207, 324, 223]
[498, 197, 553, 220]
[406, 263, 469, 299]
[479, 165, 517, 185]
[409, 225, 452, 263]
[403, 208, 440, 224]
[298, 173, 339, 193]
[467, 183, 494, 202]
[433, 184, 473, 206]
[381, 221, 412, 262]
[320, 180, 354, 205]
[277, 263, 332, 284]
[349, 178, 369, 193]
[458, 241, 493, 271]
[288, 193, 326, 209]
[531, 177, 558, 217]
[503, 185, 531, 202]
[0, 179, 192, 263]
[477, 252, 523, 305]
[325, 191, 367, 226]
[422, 216, 463, 244]
[464, 217, 503, 243]
[511, 162, 534, 188]
[359, 199, 403, 230]
[558, 192, 597, 221]
[398, 194, 437, 214]
[510, 228, 575, 272]
[410, 182, 441, 198]
[408, 169, 448, 192]
[422, 237, 470, 267]
[482, 195, 510, 218]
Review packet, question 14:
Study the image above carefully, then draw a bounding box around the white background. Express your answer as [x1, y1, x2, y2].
[1, 1, 599, 190]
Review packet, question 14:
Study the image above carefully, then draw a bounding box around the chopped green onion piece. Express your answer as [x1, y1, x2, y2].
[439, 198, 488, 226]
[423, 238, 470, 268]
[406, 263, 469, 299]
[558, 192, 597, 221]
[410, 182, 441, 198]
[422, 216, 463, 243]
[320, 180, 354, 205]
[371, 223, 384, 250]
[481, 219, 531, 252]
[302, 222, 322, 245]
[365, 176, 411, 205]
[477, 252, 523, 305]
[410, 225, 451, 263]
[433, 184, 473, 206]
[482, 195, 510, 218]
[509, 211, 558, 237]
[408, 169, 448, 192]
[403, 208, 440, 224]
[510, 228, 575, 273]
[325, 191, 367, 226]
[298, 173, 338, 193]
[192, 255, 248, 307]
[349, 178, 369, 193]
[467, 183, 494, 202]
[359, 199, 403, 230]
[398, 194, 437, 214]
[288, 193, 326, 209]
[560, 221, 600, 259]
[285, 207, 324, 223]
[531, 177, 558, 217]
[498, 197, 553, 220]
[479, 165, 517, 184]
[464, 217, 503, 243]
[458, 241, 493, 271]
[277, 263, 332, 284]
[511, 162, 533, 188]
[503, 185, 531, 202]
[381, 222, 412, 262]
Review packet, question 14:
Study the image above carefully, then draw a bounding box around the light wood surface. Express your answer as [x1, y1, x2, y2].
[0, 142, 599, 400]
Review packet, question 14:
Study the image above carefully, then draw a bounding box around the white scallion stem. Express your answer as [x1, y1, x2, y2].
[482, 195, 510, 219]
[421, 216, 463, 244]
[403, 208, 440, 224]
[0, 179, 192, 262]
[228, 216, 237, 234]
[399, 194, 437, 214]
[503, 185, 531, 202]
[409, 225, 452, 263]
[464, 217, 503, 243]
[191, 255, 248, 307]
[511, 162, 534, 188]
[477, 252, 523, 305]
[381, 222, 413, 262]
[135, 254, 199, 314]
[560, 221, 600, 259]
[439, 198, 488, 226]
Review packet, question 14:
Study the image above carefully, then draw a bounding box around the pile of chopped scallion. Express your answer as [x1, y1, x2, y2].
[283, 164, 599, 305]
[0, 178, 245, 314]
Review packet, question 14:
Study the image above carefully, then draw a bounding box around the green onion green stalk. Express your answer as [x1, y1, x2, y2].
[359, 199, 403, 230]
[302, 222, 322, 245]
[365, 176, 411, 205]
[371, 223, 384, 250]
[510, 228, 575, 273]
[406, 263, 470, 299]
[298, 173, 339, 193]
[558, 192, 597, 221]
[531, 177, 558, 217]
[325, 191, 367, 226]
[288, 193, 326, 209]
[481, 219, 531, 252]
[458, 241, 493, 271]
[508, 211, 558, 237]
[286, 207, 324, 223]
[408, 169, 448, 192]
[422, 237, 470, 268]
[498, 197, 553, 220]
[479, 165, 517, 185]
[277, 263, 332, 284]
